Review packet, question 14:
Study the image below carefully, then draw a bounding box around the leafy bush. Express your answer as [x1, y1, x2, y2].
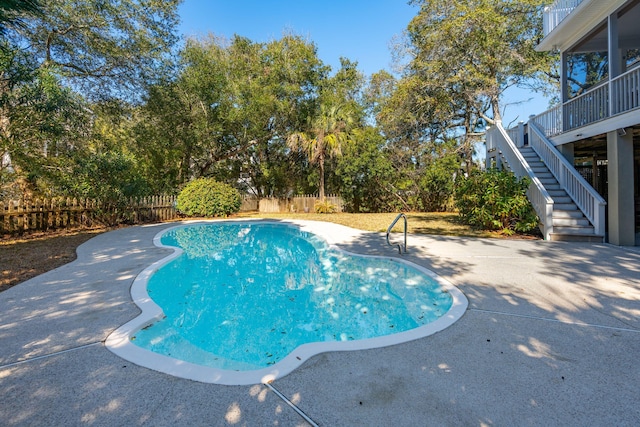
[177, 178, 241, 217]
[418, 149, 460, 212]
[62, 152, 152, 225]
[68, 152, 150, 201]
[314, 199, 337, 213]
[455, 169, 539, 235]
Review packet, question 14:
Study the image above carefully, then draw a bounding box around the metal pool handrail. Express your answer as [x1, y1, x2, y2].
[386, 213, 407, 254]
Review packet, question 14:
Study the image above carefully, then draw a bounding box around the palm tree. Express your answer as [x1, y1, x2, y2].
[287, 104, 353, 200]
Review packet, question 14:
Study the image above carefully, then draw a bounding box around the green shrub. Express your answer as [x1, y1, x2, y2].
[455, 169, 539, 235]
[314, 199, 337, 214]
[64, 152, 151, 225]
[177, 178, 241, 217]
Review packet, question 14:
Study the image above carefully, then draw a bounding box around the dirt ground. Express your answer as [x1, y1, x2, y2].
[0, 227, 111, 293]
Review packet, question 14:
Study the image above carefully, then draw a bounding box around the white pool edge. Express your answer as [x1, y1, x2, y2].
[105, 219, 469, 386]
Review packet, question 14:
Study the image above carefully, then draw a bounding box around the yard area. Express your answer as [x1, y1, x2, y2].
[0, 220, 637, 426]
[0, 212, 540, 293]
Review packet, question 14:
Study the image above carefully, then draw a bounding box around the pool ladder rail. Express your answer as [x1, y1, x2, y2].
[386, 213, 407, 254]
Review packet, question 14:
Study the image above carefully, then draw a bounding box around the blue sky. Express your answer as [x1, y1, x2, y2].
[177, 0, 550, 125]
[178, 0, 416, 77]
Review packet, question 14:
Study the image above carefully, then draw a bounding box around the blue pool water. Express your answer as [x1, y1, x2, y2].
[131, 222, 453, 371]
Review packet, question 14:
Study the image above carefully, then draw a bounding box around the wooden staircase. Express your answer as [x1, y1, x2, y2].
[518, 146, 604, 242]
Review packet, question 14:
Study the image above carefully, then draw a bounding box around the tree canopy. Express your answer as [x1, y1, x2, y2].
[400, 0, 552, 130]
[1, 0, 181, 198]
[1, 0, 557, 216]
[0, 0, 41, 36]
[12, 0, 181, 100]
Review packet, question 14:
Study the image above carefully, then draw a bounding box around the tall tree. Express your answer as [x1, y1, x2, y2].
[13, 0, 181, 100]
[136, 34, 326, 195]
[403, 0, 553, 128]
[1, 0, 181, 196]
[336, 126, 396, 212]
[287, 103, 354, 200]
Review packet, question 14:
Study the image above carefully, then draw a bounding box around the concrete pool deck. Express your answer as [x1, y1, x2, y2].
[1, 220, 639, 426]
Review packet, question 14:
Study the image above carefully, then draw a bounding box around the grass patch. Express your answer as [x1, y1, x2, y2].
[237, 211, 502, 238]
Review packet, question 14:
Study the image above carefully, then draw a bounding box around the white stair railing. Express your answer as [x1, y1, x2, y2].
[487, 122, 555, 240]
[528, 121, 606, 236]
[530, 105, 562, 138]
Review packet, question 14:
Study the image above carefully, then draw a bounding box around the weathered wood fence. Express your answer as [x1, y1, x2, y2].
[244, 195, 343, 213]
[239, 195, 259, 212]
[0, 195, 177, 235]
[1, 193, 344, 235]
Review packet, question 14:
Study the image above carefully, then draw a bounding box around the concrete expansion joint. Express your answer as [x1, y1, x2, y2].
[0, 341, 102, 370]
[469, 308, 640, 334]
[264, 382, 319, 427]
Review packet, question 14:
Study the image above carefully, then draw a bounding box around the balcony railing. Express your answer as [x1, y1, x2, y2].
[563, 82, 609, 132]
[611, 66, 640, 115]
[543, 0, 584, 36]
[531, 66, 640, 138]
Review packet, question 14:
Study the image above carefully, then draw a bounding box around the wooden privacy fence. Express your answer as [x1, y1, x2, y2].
[1, 193, 344, 235]
[239, 195, 258, 212]
[251, 195, 344, 213]
[0, 195, 177, 235]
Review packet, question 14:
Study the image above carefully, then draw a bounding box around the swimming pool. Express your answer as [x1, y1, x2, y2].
[106, 220, 467, 385]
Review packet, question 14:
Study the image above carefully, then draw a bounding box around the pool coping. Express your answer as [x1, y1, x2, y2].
[104, 219, 468, 385]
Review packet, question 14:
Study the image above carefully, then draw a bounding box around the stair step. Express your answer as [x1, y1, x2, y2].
[550, 233, 604, 243]
[539, 177, 559, 185]
[523, 157, 541, 163]
[530, 166, 550, 172]
[553, 217, 590, 227]
[514, 146, 603, 243]
[531, 165, 548, 171]
[552, 225, 595, 234]
[552, 196, 573, 204]
[554, 203, 579, 210]
[553, 209, 585, 219]
[536, 173, 554, 180]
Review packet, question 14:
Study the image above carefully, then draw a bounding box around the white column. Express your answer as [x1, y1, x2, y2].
[608, 14, 622, 78]
[561, 51, 568, 104]
[606, 128, 635, 245]
[608, 13, 621, 118]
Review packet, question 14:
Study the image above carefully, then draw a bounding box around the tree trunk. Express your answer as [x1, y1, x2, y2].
[491, 95, 502, 123]
[318, 152, 325, 200]
[0, 75, 13, 173]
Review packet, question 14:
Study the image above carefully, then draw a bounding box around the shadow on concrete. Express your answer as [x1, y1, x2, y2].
[1, 221, 639, 425]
